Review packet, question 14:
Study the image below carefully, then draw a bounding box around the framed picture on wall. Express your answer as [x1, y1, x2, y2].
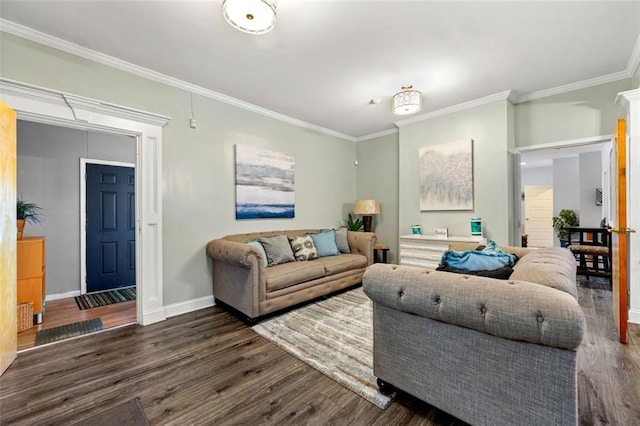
[235, 144, 295, 219]
[418, 139, 473, 211]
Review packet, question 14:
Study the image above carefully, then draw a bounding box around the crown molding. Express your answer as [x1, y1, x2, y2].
[627, 32, 640, 78]
[0, 19, 355, 142]
[355, 127, 399, 143]
[394, 90, 514, 128]
[515, 70, 632, 103]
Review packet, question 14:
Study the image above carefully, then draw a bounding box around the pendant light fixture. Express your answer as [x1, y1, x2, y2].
[392, 85, 422, 115]
[222, 0, 277, 34]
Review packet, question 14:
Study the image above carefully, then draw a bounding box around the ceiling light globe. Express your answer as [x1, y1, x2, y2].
[223, 0, 277, 35]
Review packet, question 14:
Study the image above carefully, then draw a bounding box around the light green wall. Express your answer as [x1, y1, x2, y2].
[0, 33, 356, 305]
[634, 65, 640, 89]
[515, 79, 632, 147]
[356, 133, 399, 262]
[399, 100, 512, 244]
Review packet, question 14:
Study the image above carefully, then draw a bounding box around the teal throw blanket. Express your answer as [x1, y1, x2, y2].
[439, 240, 516, 272]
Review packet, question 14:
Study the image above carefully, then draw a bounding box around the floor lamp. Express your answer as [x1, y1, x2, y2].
[354, 199, 380, 233]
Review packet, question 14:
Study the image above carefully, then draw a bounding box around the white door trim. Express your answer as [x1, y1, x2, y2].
[2, 77, 169, 326]
[80, 159, 136, 295]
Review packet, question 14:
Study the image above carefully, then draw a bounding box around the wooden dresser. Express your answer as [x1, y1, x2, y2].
[399, 234, 487, 269]
[17, 237, 46, 324]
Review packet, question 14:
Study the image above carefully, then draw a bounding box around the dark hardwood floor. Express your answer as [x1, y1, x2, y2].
[1, 285, 638, 425]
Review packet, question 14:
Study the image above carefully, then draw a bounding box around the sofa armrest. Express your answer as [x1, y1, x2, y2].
[363, 264, 585, 350]
[206, 238, 264, 269]
[347, 231, 377, 265]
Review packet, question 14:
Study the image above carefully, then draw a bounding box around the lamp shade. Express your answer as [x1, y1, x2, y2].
[354, 199, 381, 215]
[223, 0, 277, 34]
[392, 85, 422, 115]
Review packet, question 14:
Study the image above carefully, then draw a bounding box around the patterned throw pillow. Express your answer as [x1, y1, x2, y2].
[288, 235, 319, 261]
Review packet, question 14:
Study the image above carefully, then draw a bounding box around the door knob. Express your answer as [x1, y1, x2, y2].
[608, 227, 637, 234]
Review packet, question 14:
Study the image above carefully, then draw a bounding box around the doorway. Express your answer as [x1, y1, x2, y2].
[2, 78, 168, 331]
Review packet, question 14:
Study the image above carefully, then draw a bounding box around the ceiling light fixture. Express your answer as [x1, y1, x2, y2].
[222, 0, 277, 35]
[392, 85, 422, 115]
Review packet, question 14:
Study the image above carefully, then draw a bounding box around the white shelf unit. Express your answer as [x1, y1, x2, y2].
[399, 235, 487, 270]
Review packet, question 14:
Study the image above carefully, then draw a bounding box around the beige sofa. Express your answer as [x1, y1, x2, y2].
[363, 244, 585, 426]
[206, 229, 376, 320]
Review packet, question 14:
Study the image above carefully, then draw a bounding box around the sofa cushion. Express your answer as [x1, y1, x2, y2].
[259, 234, 295, 266]
[265, 261, 326, 292]
[316, 254, 367, 276]
[510, 248, 577, 298]
[246, 240, 268, 267]
[288, 235, 318, 261]
[309, 229, 340, 257]
[334, 228, 351, 254]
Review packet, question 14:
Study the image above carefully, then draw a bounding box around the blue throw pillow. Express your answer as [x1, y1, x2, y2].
[309, 230, 340, 257]
[246, 240, 268, 267]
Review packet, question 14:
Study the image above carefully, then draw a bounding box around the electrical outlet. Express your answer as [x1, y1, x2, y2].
[189, 118, 197, 129]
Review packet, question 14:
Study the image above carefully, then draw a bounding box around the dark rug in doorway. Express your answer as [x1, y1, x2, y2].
[71, 398, 149, 426]
[35, 318, 103, 346]
[75, 286, 136, 310]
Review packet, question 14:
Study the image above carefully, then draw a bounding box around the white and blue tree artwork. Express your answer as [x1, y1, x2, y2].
[419, 140, 474, 211]
[235, 144, 295, 219]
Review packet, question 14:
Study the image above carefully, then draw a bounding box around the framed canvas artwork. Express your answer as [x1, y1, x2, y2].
[235, 144, 295, 219]
[419, 139, 473, 211]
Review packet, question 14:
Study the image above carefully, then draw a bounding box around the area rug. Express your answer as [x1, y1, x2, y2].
[71, 398, 149, 426]
[251, 287, 391, 409]
[75, 286, 136, 310]
[35, 318, 104, 346]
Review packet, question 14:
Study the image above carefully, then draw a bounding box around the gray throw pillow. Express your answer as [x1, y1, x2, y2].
[259, 234, 295, 266]
[334, 228, 350, 254]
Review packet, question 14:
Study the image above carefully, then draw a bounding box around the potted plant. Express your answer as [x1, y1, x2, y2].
[552, 209, 579, 246]
[16, 198, 43, 240]
[345, 213, 363, 232]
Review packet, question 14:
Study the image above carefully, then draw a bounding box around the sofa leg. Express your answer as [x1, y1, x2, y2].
[377, 378, 395, 395]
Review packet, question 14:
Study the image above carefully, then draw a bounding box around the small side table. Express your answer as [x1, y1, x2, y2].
[374, 243, 390, 263]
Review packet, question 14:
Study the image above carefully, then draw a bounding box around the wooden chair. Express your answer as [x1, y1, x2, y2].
[564, 227, 611, 280]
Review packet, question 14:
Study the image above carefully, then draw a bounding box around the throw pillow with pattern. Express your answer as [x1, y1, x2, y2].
[288, 235, 319, 261]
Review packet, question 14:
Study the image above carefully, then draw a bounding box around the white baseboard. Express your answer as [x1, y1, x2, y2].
[142, 308, 167, 326]
[45, 290, 81, 301]
[628, 308, 640, 324]
[164, 295, 215, 318]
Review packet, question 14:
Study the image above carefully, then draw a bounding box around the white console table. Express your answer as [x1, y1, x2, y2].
[399, 234, 487, 269]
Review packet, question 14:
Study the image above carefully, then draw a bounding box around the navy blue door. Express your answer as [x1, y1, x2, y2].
[86, 164, 135, 293]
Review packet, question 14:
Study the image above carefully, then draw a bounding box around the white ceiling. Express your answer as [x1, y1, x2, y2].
[1, 1, 639, 140]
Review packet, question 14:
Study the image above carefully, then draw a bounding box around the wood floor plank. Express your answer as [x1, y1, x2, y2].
[1, 287, 639, 426]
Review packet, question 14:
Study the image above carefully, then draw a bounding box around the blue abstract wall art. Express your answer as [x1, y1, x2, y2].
[235, 144, 295, 219]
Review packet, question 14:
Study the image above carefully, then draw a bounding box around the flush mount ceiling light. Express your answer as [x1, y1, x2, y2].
[392, 85, 422, 115]
[222, 0, 277, 34]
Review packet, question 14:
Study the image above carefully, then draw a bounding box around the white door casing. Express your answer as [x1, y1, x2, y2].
[1, 78, 169, 326]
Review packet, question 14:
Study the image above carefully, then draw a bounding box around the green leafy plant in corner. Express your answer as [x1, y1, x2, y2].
[345, 213, 363, 231]
[17, 198, 44, 224]
[552, 209, 579, 243]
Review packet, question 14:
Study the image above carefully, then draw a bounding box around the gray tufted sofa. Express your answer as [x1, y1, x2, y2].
[363, 245, 585, 426]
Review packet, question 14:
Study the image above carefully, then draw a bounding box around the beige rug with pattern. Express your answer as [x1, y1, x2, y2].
[251, 287, 391, 409]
